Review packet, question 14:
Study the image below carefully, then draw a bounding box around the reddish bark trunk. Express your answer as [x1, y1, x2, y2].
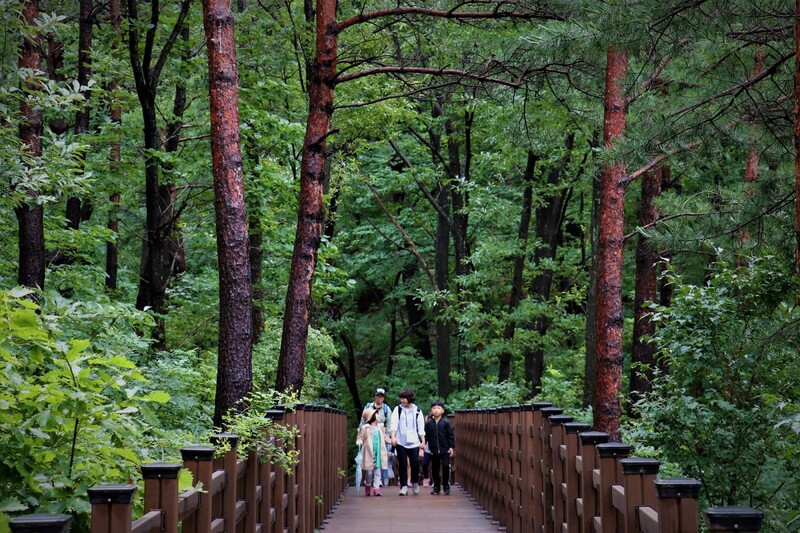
[594, 47, 628, 442]
[202, 0, 253, 426]
[276, 0, 337, 394]
[630, 167, 662, 402]
[740, 47, 763, 252]
[106, 0, 122, 291]
[16, 0, 45, 290]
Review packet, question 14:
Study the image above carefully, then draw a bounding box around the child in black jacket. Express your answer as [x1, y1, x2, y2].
[424, 400, 454, 495]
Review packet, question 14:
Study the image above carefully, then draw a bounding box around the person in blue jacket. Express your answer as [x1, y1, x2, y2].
[424, 400, 454, 495]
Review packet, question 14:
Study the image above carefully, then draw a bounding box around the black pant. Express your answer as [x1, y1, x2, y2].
[431, 452, 450, 490]
[396, 446, 419, 486]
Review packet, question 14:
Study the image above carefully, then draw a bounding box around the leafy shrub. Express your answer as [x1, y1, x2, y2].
[626, 259, 800, 530]
[0, 288, 170, 530]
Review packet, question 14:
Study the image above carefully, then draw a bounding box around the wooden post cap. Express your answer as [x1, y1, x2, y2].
[578, 431, 610, 445]
[540, 407, 564, 417]
[620, 457, 660, 475]
[181, 445, 215, 462]
[564, 422, 593, 434]
[596, 442, 633, 458]
[653, 478, 702, 498]
[210, 433, 240, 448]
[703, 506, 764, 531]
[140, 462, 182, 479]
[548, 414, 575, 426]
[530, 402, 554, 410]
[9, 514, 72, 532]
[87, 484, 138, 504]
[265, 408, 286, 420]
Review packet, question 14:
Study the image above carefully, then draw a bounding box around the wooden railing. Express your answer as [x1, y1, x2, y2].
[9, 404, 347, 533]
[454, 403, 765, 533]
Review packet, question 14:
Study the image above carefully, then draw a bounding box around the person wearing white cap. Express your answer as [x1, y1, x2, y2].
[361, 387, 392, 486]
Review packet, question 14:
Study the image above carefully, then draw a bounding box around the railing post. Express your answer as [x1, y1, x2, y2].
[594, 442, 632, 533]
[650, 478, 702, 533]
[529, 402, 552, 532]
[88, 483, 137, 533]
[619, 457, 660, 533]
[539, 406, 564, 532]
[141, 462, 182, 533]
[509, 405, 522, 533]
[9, 514, 72, 533]
[704, 506, 764, 532]
[268, 407, 287, 533]
[561, 422, 592, 533]
[576, 431, 609, 533]
[181, 445, 215, 533]
[210, 433, 239, 533]
[548, 413, 574, 530]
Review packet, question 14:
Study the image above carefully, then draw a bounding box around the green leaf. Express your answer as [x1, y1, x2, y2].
[141, 391, 170, 403]
[0, 497, 27, 513]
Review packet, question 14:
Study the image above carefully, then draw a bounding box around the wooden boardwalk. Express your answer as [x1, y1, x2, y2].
[320, 484, 499, 533]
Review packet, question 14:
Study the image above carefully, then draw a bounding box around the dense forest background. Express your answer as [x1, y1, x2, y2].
[1, 0, 799, 530]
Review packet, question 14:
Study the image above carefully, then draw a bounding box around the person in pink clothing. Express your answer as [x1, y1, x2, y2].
[356, 407, 389, 496]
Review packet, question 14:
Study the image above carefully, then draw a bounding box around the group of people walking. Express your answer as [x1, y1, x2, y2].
[356, 387, 454, 497]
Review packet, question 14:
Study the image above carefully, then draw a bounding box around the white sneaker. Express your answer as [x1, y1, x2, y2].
[412, 483, 420, 495]
[399, 486, 408, 496]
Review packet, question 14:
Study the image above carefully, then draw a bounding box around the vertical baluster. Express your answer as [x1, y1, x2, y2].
[562, 422, 592, 533]
[141, 462, 181, 533]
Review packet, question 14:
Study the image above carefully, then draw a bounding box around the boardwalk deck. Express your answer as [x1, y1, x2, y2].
[322, 484, 498, 533]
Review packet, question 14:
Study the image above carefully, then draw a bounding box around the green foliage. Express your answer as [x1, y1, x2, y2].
[252, 318, 339, 401]
[625, 259, 800, 529]
[0, 288, 169, 529]
[218, 390, 301, 473]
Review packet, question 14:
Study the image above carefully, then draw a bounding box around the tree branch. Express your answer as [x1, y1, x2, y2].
[337, 6, 563, 33]
[389, 140, 452, 226]
[335, 66, 522, 88]
[622, 140, 703, 186]
[365, 179, 437, 289]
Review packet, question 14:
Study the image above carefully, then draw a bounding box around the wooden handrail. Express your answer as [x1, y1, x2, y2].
[454, 404, 765, 533]
[29, 405, 349, 533]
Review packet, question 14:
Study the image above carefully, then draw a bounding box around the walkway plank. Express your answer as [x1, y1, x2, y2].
[322, 484, 498, 533]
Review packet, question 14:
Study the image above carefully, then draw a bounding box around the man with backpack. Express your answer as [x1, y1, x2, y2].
[361, 387, 392, 487]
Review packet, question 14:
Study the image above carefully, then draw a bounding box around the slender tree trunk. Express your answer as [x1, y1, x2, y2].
[740, 47, 763, 254]
[202, 0, 253, 427]
[66, 0, 93, 231]
[249, 213, 265, 343]
[106, 0, 122, 291]
[583, 169, 600, 408]
[127, 0, 190, 347]
[402, 262, 434, 360]
[498, 152, 537, 381]
[161, 23, 190, 281]
[45, 36, 68, 134]
[524, 134, 574, 395]
[16, 0, 45, 290]
[594, 47, 628, 441]
[336, 334, 362, 419]
[629, 167, 662, 403]
[795, 0, 800, 296]
[276, 0, 337, 393]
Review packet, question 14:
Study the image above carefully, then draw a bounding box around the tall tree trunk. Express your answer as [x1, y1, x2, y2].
[202, 0, 254, 427]
[629, 167, 662, 403]
[498, 152, 537, 381]
[335, 334, 362, 419]
[740, 47, 763, 254]
[403, 261, 433, 360]
[249, 213, 265, 343]
[594, 48, 628, 442]
[276, 0, 337, 394]
[583, 169, 600, 408]
[106, 0, 122, 291]
[127, 0, 190, 348]
[524, 134, 574, 395]
[16, 0, 45, 290]
[45, 36, 68, 134]
[434, 178, 452, 397]
[161, 23, 190, 281]
[795, 0, 800, 298]
[66, 0, 94, 232]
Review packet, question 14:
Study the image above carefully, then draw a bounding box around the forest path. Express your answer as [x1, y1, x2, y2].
[321, 484, 497, 532]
